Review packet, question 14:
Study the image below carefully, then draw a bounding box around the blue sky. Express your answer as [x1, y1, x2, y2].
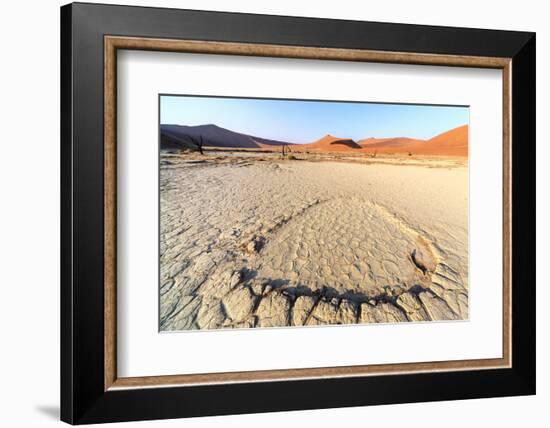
[160, 95, 469, 144]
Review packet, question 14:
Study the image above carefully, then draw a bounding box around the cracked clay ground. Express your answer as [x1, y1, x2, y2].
[160, 153, 468, 331]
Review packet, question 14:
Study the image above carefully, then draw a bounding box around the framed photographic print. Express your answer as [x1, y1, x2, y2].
[60, 2, 536, 424]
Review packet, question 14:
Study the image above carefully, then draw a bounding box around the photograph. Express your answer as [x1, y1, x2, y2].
[51, 1, 537, 425]
[159, 95, 469, 331]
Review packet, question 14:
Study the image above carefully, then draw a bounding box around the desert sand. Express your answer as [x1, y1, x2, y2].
[160, 151, 468, 331]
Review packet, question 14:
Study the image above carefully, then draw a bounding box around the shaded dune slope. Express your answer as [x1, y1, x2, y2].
[160, 124, 293, 150]
[296, 134, 362, 152]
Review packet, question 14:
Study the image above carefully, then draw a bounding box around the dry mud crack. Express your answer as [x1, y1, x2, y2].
[160, 155, 468, 331]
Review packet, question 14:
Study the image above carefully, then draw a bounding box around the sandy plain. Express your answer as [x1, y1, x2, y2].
[160, 151, 468, 331]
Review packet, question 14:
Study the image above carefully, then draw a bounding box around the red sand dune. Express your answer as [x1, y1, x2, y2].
[413, 124, 469, 156]
[294, 135, 363, 152]
[290, 126, 468, 156]
[359, 137, 423, 150]
[358, 125, 468, 156]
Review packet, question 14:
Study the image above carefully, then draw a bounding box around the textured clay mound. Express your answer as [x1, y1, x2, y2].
[258, 197, 433, 294]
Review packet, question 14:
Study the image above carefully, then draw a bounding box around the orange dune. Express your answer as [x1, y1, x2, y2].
[290, 126, 468, 156]
[359, 125, 469, 156]
[294, 134, 362, 152]
[412, 124, 469, 156]
[359, 137, 423, 150]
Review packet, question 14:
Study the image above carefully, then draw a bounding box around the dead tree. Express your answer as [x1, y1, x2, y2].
[371, 149, 378, 158]
[195, 135, 204, 155]
[281, 144, 287, 157]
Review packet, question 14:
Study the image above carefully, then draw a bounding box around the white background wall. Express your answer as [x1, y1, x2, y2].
[0, 0, 546, 426]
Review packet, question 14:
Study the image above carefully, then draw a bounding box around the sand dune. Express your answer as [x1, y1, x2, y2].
[359, 126, 468, 156]
[286, 126, 468, 156]
[295, 134, 363, 152]
[359, 137, 423, 150]
[412, 124, 469, 156]
[160, 124, 293, 151]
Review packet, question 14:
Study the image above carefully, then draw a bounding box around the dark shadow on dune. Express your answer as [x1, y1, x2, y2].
[329, 139, 362, 149]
